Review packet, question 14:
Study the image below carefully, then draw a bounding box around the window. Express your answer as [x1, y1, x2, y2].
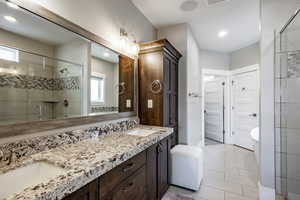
[90, 72, 105, 104]
[0, 46, 19, 62]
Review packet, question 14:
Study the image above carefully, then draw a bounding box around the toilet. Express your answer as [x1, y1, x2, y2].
[170, 145, 203, 191]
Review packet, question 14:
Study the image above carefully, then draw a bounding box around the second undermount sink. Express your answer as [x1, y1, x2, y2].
[126, 128, 158, 137]
[0, 161, 67, 200]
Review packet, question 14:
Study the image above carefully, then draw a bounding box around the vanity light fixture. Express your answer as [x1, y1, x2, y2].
[4, 15, 17, 23]
[218, 30, 228, 38]
[6, 1, 19, 9]
[104, 52, 110, 57]
[120, 28, 139, 55]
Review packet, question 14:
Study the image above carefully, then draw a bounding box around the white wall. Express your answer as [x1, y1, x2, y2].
[187, 28, 202, 146]
[35, 0, 156, 46]
[0, 28, 54, 57]
[91, 57, 118, 107]
[230, 42, 260, 70]
[200, 49, 230, 70]
[158, 23, 202, 146]
[260, 0, 300, 197]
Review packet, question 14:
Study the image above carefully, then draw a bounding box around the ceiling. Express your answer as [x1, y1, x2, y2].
[0, 0, 80, 46]
[131, 0, 260, 52]
[91, 43, 119, 64]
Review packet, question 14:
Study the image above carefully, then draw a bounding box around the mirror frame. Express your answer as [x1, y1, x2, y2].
[0, 0, 138, 138]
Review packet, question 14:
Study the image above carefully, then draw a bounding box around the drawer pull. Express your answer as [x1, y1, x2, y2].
[122, 182, 134, 192]
[122, 163, 134, 172]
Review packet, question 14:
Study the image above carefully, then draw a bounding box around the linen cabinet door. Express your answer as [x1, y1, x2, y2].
[157, 138, 170, 199]
[146, 144, 158, 200]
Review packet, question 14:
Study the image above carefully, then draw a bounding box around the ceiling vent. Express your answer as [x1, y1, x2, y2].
[205, 0, 229, 6]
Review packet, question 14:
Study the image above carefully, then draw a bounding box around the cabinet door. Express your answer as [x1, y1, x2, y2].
[163, 54, 179, 146]
[63, 179, 98, 200]
[146, 144, 158, 200]
[157, 138, 170, 199]
[112, 166, 146, 200]
[119, 55, 135, 113]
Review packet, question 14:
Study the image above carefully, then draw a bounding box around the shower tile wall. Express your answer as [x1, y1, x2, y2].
[0, 51, 82, 125]
[275, 25, 300, 199]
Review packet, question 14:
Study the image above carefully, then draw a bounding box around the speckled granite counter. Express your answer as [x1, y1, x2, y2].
[0, 124, 173, 200]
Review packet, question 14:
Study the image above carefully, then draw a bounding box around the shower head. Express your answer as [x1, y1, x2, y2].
[59, 68, 68, 74]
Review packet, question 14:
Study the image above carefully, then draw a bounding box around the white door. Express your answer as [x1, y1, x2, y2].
[204, 77, 226, 143]
[232, 70, 259, 150]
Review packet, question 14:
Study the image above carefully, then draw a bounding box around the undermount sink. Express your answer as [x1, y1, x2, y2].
[0, 161, 67, 200]
[126, 129, 158, 137]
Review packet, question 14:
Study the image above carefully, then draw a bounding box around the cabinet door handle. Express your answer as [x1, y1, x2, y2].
[158, 143, 163, 153]
[122, 163, 134, 172]
[122, 182, 134, 192]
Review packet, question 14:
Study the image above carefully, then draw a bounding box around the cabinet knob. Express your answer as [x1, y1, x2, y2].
[122, 163, 134, 172]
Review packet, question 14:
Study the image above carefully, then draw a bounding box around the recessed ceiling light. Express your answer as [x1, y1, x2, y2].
[6, 1, 19, 9]
[4, 16, 17, 23]
[180, 0, 199, 12]
[104, 52, 110, 57]
[218, 30, 228, 38]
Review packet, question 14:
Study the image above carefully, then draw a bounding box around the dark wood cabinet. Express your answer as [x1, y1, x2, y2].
[63, 179, 98, 200]
[139, 39, 182, 147]
[99, 151, 146, 199]
[146, 137, 171, 200]
[111, 166, 146, 200]
[118, 55, 135, 113]
[63, 136, 171, 200]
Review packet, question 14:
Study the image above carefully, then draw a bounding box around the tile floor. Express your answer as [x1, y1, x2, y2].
[167, 144, 259, 200]
[205, 138, 222, 146]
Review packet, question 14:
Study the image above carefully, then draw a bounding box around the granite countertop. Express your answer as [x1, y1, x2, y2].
[0, 125, 173, 200]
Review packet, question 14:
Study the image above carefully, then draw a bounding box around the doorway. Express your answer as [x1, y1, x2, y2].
[204, 75, 226, 144]
[202, 65, 259, 150]
[231, 69, 259, 150]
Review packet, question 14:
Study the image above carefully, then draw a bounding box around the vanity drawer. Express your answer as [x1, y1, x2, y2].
[111, 166, 146, 200]
[99, 151, 146, 198]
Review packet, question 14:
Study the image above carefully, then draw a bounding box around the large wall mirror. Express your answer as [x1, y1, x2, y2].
[0, 0, 135, 128]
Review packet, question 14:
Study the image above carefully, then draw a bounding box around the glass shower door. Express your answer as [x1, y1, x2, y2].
[275, 8, 300, 200]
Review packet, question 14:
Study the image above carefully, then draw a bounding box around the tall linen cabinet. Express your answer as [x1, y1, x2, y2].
[138, 39, 182, 147]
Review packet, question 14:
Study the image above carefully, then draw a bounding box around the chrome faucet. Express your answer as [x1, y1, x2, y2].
[0, 150, 13, 166]
[0, 149, 3, 160]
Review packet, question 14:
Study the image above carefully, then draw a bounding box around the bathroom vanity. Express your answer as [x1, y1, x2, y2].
[65, 136, 171, 200]
[0, 123, 173, 200]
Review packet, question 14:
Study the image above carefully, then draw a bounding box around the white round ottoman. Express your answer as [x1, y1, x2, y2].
[170, 145, 203, 191]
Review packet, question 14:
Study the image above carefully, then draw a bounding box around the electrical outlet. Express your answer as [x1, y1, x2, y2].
[126, 99, 131, 108]
[147, 99, 153, 109]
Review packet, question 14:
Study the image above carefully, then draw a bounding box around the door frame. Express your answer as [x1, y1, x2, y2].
[201, 64, 260, 147]
[202, 69, 231, 146]
[230, 64, 260, 149]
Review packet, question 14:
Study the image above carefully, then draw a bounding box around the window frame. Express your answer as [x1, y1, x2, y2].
[90, 72, 106, 105]
[0, 45, 19, 63]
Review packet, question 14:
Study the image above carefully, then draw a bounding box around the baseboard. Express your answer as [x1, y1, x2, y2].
[259, 182, 275, 200]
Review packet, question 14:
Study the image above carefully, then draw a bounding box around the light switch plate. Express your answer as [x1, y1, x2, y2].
[126, 99, 131, 108]
[147, 99, 153, 109]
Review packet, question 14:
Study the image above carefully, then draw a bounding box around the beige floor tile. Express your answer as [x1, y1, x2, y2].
[225, 192, 257, 200]
[166, 144, 259, 200]
[196, 185, 225, 200]
[242, 185, 259, 199]
[204, 169, 225, 182]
